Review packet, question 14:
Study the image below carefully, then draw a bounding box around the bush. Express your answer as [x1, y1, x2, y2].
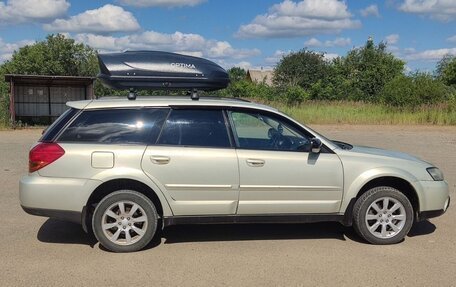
[448, 93, 456, 112]
[381, 75, 416, 108]
[381, 73, 451, 108]
[283, 85, 309, 105]
[218, 80, 276, 100]
[413, 72, 451, 104]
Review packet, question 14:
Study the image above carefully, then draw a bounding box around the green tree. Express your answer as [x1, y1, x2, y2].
[0, 34, 100, 125]
[336, 38, 405, 102]
[273, 49, 330, 89]
[2, 34, 98, 76]
[227, 67, 247, 83]
[436, 55, 456, 87]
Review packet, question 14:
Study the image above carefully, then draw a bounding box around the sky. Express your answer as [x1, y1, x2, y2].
[0, 0, 456, 72]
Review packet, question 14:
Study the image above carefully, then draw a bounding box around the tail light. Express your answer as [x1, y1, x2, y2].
[29, 143, 65, 173]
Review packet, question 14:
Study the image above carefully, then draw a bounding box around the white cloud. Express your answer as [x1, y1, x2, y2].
[0, 37, 34, 62]
[447, 35, 456, 42]
[118, 0, 206, 8]
[405, 48, 456, 61]
[73, 31, 260, 61]
[236, 0, 361, 38]
[385, 34, 399, 44]
[304, 38, 322, 47]
[360, 4, 380, 17]
[265, 50, 292, 64]
[324, 53, 339, 61]
[233, 61, 252, 70]
[0, 0, 70, 24]
[270, 0, 351, 19]
[305, 37, 350, 47]
[43, 4, 140, 34]
[399, 0, 456, 21]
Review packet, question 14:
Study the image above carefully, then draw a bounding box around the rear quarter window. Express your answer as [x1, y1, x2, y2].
[58, 108, 169, 144]
[40, 108, 78, 142]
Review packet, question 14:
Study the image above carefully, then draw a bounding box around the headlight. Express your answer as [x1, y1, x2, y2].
[427, 167, 444, 181]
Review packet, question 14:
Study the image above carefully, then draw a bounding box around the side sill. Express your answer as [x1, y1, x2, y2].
[21, 205, 82, 225]
[163, 214, 346, 227]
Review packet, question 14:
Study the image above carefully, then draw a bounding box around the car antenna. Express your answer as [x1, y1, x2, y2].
[189, 88, 199, 101]
[128, 88, 137, 100]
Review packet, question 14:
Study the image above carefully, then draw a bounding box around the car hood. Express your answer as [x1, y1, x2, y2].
[349, 145, 429, 164]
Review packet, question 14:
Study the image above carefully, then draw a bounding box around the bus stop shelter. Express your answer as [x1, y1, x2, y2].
[5, 74, 95, 124]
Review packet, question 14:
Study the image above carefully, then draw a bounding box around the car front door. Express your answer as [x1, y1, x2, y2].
[228, 109, 344, 214]
[141, 108, 239, 216]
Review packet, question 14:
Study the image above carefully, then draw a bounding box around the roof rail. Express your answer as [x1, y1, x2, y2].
[199, 96, 251, 102]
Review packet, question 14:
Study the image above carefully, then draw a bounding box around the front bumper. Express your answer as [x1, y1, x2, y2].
[414, 179, 450, 221]
[417, 196, 450, 221]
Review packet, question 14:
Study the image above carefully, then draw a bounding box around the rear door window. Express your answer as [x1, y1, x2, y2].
[58, 108, 169, 144]
[157, 109, 231, 148]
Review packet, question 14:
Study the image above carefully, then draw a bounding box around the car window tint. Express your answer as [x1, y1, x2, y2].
[58, 108, 169, 144]
[158, 109, 230, 148]
[230, 111, 309, 151]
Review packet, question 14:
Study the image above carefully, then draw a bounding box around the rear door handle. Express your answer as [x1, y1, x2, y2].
[246, 159, 265, 167]
[150, 155, 170, 165]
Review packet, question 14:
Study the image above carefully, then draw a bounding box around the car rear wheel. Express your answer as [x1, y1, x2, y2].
[353, 186, 414, 245]
[92, 190, 158, 252]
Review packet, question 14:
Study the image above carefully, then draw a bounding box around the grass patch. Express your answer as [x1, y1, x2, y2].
[0, 99, 455, 128]
[254, 100, 456, 125]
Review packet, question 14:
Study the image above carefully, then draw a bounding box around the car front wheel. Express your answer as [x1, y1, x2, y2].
[353, 186, 414, 245]
[92, 190, 158, 252]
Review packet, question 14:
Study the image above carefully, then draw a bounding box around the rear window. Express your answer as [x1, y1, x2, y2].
[157, 109, 231, 148]
[40, 108, 78, 142]
[58, 108, 169, 144]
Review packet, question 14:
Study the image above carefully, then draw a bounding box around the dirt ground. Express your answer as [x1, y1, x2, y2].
[1, 125, 455, 287]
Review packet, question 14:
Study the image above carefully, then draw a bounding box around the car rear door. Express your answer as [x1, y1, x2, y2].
[228, 109, 344, 214]
[141, 108, 240, 216]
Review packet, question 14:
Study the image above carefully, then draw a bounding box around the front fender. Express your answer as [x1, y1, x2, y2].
[340, 167, 419, 212]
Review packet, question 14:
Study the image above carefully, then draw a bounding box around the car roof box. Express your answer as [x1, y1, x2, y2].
[97, 51, 230, 91]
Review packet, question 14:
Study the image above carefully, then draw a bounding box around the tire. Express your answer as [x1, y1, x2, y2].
[92, 190, 158, 252]
[353, 186, 414, 245]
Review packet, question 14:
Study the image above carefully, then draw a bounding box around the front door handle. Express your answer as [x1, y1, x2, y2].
[246, 159, 265, 167]
[150, 155, 170, 165]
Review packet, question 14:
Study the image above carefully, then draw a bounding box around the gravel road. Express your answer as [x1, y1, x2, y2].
[1, 125, 455, 286]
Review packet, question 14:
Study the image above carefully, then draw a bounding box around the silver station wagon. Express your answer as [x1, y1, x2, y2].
[20, 52, 450, 252]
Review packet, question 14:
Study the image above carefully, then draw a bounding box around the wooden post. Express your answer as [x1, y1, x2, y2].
[87, 79, 95, 99]
[9, 77, 15, 124]
[48, 85, 52, 124]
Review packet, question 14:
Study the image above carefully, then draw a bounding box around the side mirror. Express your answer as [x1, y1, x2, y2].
[310, 138, 322, 154]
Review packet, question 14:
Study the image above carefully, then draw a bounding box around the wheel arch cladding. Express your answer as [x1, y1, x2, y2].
[83, 179, 166, 232]
[356, 176, 419, 215]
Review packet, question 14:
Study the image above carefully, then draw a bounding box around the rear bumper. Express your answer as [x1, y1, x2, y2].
[21, 206, 82, 224]
[19, 175, 101, 224]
